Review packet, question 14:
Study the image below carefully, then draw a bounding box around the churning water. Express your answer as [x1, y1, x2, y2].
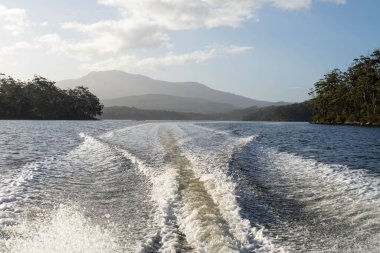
[0, 121, 379, 252]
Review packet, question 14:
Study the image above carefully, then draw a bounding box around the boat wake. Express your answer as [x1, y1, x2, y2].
[0, 122, 378, 253]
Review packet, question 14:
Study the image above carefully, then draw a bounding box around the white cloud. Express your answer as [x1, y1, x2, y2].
[82, 44, 254, 71]
[0, 4, 28, 35]
[268, 0, 346, 10]
[56, 0, 259, 59]
[61, 20, 170, 55]
[0, 41, 35, 55]
[319, 0, 346, 4]
[82, 49, 217, 71]
[36, 34, 70, 56]
[0, 0, 346, 74]
[97, 0, 257, 30]
[268, 0, 312, 10]
[137, 49, 217, 69]
[226, 46, 254, 54]
[54, 0, 345, 59]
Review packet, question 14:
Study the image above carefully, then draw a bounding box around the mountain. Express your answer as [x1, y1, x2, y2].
[57, 71, 287, 111]
[101, 102, 311, 122]
[101, 106, 209, 120]
[102, 94, 237, 114]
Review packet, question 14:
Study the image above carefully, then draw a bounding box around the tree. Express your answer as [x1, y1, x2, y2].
[309, 49, 380, 125]
[0, 75, 103, 120]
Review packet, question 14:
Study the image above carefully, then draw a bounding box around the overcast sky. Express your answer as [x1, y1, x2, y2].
[0, 0, 379, 102]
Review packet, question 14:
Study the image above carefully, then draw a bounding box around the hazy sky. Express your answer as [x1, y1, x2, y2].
[0, 0, 379, 102]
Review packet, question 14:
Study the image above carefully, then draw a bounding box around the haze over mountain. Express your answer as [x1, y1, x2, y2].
[102, 94, 237, 114]
[57, 71, 286, 113]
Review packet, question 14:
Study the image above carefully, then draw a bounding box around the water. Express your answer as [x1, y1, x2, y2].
[0, 120, 379, 252]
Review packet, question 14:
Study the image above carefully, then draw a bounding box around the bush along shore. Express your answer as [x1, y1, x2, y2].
[309, 49, 380, 126]
[0, 74, 103, 120]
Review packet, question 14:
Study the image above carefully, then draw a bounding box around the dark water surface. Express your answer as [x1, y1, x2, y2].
[0, 121, 379, 252]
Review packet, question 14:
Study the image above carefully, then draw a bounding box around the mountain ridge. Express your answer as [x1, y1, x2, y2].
[102, 94, 237, 114]
[57, 70, 288, 112]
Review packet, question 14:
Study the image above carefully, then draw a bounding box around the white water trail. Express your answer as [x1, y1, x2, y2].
[250, 145, 380, 252]
[121, 146, 183, 252]
[168, 123, 284, 252]
[0, 159, 57, 228]
[266, 148, 380, 225]
[3, 205, 121, 253]
[117, 124, 282, 252]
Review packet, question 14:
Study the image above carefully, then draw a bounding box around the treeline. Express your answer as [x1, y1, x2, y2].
[101, 103, 312, 122]
[0, 75, 103, 120]
[243, 102, 312, 121]
[101, 106, 208, 120]
[309, 49, 380, 125]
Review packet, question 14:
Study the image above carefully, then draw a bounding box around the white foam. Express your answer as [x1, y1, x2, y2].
[100, 122, 149, 139]
[264, 148, 380, 216]
[3, 205, 121, 253]
[255, 147, 380, 251]
[190, 123, 231, 136]
[120, 148, 182, 252]
[0, 160, 55, 228]
[0, 218, 15, 226]
[77, 133, 162, 251]
[166, 123, 282, 252]
[116, 124, 242, 252]
[0, 195, 16, 205]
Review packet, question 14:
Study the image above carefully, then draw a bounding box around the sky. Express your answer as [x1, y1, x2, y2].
[0, 0, 379, 102]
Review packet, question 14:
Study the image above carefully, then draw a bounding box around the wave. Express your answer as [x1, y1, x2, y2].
[1, 132, 158, 252]
[171, 124, 281, 252]
[3, 205, 121, 253]
[264, 148, 380, 220]
[119, 142, 183, 252]
[103, 123, 282, 252]
[77, 133, 160, 251]
[100, 122, 149, 138]
[5, 122, 376, 252]
[190, 123, 231, 136]
[234, 143, 380, 252]
[0, 159, 57, 228]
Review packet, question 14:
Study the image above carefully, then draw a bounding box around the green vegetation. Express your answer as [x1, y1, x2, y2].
[309, 49, 380, 125]
[102, 103, 312, 122]
[243, 102, 312, 121]
[0, 75, 103, 120]
[6, 49, 378, 123]
[101, 106, 208, 120]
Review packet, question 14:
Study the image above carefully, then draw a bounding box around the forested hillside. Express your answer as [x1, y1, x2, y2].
[101, 103, 312, 122]
[243, 102, 312, 121]
[0, 75, 103, 120]
[309, 49, 380, 125]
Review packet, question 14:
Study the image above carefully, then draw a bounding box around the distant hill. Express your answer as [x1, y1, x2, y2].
[102, 94, 237, 114]
[101, 102, 312, 122]
[57, 71, 287, 112]
[101, 106, 209, 120]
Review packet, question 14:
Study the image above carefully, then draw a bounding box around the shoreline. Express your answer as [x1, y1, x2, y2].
[310, 121, 380, 127]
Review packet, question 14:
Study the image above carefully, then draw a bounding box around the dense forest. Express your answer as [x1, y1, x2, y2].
[0, 75, 103, 120]
[243, 102, 312, 121]
[309, 49, 380, 125]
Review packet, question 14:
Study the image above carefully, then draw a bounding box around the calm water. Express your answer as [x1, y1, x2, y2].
[0, 121, 379, 252]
